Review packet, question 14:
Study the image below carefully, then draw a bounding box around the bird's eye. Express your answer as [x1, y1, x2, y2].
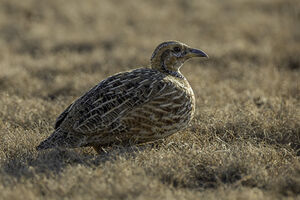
[173, 47, 181, 53]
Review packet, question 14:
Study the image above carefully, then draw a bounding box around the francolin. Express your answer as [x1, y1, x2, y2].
[36, 41, 208, 153]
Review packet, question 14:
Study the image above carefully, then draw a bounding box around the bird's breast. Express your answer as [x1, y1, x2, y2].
[122, 76, 196, 142]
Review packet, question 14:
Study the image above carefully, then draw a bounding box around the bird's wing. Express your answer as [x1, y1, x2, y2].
[54, 102, 74, 129]
[72, 69, 168, 134]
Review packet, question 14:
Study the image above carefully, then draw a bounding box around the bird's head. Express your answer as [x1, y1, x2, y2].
[150, 41, 208, 78]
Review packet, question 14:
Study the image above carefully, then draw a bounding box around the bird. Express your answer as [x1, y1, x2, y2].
[36, 41, 208, 153]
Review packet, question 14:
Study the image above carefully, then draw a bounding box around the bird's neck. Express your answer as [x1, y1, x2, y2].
[150, 61, 184, 79]
[160, 63, 184, 79]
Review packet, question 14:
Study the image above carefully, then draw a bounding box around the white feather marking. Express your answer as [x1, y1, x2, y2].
[172, 91, 185, 100]
[110, 83, 126, 90]
[160, 90, 178, 97]
[145, 87, 153, 98]
[139, 79, 151, 85]
[92, 97, 117, 110]
[159, 102, 173, 108]
[158, 83, 167, 93]
[107, 78, 120, 85]
[101, 99, 131, 118]
[143, 104, 168, 114]
[150, 80, 157, 87]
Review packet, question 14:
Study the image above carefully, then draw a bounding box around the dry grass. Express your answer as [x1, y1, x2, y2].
[0, 0, 299, 199]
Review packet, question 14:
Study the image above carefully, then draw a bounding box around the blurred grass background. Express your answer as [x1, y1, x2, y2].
[0, 0, 299, 199]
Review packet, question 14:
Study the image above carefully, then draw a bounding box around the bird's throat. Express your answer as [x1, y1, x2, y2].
[161, 62, 184, 79]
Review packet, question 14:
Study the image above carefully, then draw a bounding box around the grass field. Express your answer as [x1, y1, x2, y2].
[0, 0, 299, 199]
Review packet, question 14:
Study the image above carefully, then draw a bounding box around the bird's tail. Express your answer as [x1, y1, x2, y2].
[36, 128, 85, 150]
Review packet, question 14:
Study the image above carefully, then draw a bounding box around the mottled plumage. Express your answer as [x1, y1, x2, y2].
[36, 41, 208, 153]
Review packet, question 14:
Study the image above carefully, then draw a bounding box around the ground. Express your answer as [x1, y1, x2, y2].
[0, 0, 299, 199]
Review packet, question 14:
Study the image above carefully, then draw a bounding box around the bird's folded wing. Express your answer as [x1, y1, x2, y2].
[54, 102, 74, 129]
[72, 69, 168, 134]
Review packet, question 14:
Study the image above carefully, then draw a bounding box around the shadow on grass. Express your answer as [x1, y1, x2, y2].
[1, 146, 143, 179]
[159, 163, 252, 190]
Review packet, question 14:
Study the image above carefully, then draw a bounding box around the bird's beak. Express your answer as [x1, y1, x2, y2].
[188, 48, 209, 58]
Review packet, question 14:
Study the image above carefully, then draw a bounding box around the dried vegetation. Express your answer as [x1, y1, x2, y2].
[0, 0, 299, 199]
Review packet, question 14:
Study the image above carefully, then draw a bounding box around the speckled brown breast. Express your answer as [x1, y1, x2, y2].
[119, 76, 195, 144]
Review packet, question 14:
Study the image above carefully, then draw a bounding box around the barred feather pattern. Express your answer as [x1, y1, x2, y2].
[37, 68, 195, 149]
[36, 41, 206, 151]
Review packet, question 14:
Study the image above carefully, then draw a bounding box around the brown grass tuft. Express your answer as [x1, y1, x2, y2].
[0, 0, 299, 199]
